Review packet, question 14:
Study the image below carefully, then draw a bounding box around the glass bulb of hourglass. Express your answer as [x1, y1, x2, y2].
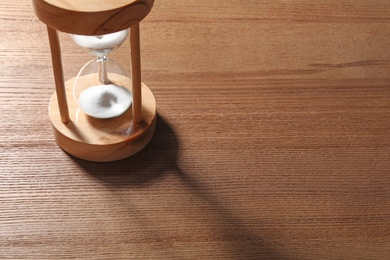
[71, 29, 132, 119]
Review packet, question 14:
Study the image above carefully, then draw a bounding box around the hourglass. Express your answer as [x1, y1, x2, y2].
[32, 0, 157, 162]
[72, 30, 132, 119]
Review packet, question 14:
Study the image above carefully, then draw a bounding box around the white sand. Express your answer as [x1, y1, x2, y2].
[72, 29, 129, 54]
[78, 84, 132, 119]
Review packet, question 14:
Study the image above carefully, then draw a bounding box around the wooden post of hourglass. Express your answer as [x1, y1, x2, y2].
[47, 26, 70, 123]
[130, 23, 142, 124]
[31, 0, 157, 162]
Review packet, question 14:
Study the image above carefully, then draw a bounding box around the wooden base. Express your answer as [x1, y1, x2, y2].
[49, 75, 156, 162]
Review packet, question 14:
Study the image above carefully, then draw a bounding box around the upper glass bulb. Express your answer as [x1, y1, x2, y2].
[71, 29, 129, 57]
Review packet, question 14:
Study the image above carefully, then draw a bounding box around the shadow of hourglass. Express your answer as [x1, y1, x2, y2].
[72, 115, 178, 184]
[73, 115, 287, 259]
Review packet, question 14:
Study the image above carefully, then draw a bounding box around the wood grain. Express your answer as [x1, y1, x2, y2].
[1, 0, 390, 259]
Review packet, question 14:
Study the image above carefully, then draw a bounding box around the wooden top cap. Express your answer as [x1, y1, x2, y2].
[32, 0, 154, 35]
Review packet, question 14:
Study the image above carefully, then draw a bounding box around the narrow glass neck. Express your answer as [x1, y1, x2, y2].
[97, 56, 110, 85]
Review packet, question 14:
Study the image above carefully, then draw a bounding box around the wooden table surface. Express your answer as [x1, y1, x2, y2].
[1, 0, 389, 259]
